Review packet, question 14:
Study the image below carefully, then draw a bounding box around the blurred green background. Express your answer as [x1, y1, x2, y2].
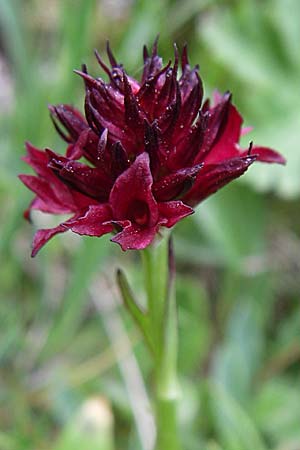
[0, 0, 300, 449]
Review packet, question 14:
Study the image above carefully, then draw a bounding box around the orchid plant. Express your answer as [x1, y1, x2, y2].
[20, 40, 284, 450]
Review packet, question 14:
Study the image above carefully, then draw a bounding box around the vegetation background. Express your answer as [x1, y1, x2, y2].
[0, 0, 299, 449]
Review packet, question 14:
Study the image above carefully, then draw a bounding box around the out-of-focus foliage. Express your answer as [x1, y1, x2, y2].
[198, 0, 300, 197]
[0, 1, 299, 450]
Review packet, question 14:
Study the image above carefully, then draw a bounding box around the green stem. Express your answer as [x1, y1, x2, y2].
[142, 233, 182, 450]
[154, 397, 181, 450]
[141, 235, 168, 351]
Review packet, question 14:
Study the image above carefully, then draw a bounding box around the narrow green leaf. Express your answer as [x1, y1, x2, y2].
[116, 268, 153, 352]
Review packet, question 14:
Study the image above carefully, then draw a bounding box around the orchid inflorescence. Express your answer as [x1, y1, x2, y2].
[20, 40, 285, 256]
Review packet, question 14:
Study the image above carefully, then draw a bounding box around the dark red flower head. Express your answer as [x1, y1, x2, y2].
[20, 41, 285, 256]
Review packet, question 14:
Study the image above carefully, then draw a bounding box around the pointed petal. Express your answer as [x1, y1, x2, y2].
[123, 72, 144, 127]
[21, 142, 94, 213]
[242, 146, 286, 165]
[195, 92, 232, 163]
[47, 151, 112, 200]
[76, 128, 103, 167]
[22, 142, 50, 178]
[144, 119, 160, 170]
[19, 173, 91, 214]
[141, 36, 163, 82]
[49, 104, 87, 143]
[75, 69, 103, 90]
[109, 152, 158, 226]
[31, 224, 68, 257]
[153, 164, 203, 201]
[67, 204, 113, 236]
[157, 80, 181, 136]
[94, 48, 112, 78]
[183, 156, 256, 206]
[19, 175, 67, 213]
[138, 62, 171, 118]
[84, 90, 104, 133]
[154, 66, 178, 119]
[168, 113, 207, 170]
[176, 78, 202, 139]
[24, 141, 47, 162]
[181, 44, 189, 71]
[111, 223, 157, 251]
[179, 63, 203, 106]
[90, 82, 124, 121]
[110, 141, 130, 176]
[96, 128, 108, 164]
[158, 200, 194, 227]
[24, 196, 62, 216]
[63, 127, 99, 163]
[106, 40, 118, 67]
[66, 143, 83, 160]
[85, 89, 125, 139]
[203, 102, 243, 164]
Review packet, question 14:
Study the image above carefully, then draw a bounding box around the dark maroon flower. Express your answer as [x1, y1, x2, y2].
[20, 41, 285, 256]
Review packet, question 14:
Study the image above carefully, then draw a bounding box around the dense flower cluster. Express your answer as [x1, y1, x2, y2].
[20, 41, 285, 256]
